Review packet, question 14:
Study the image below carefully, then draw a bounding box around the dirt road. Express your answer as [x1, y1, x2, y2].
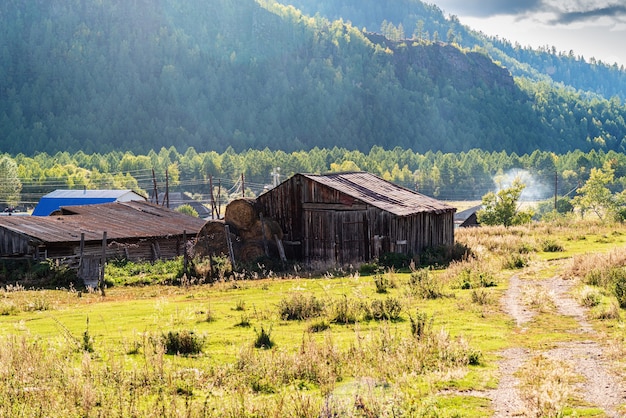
[485, 274, 626, 417]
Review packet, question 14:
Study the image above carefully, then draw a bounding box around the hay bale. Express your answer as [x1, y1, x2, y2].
[265, 219, 284, 241]
[194, 220, 240, 258]
[239, 218, 284, 242]
[225, 198, 259, 231]
[238, 240, 266, 262]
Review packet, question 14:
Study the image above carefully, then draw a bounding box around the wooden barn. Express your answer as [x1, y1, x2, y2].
[0, 201, 206, 286]
[255, 172, 456, 267]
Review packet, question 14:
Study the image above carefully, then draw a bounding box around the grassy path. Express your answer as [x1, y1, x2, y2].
[488, 269, 626, 417]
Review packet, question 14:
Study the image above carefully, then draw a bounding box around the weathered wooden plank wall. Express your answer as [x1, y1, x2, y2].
[258, 173, 455, 267]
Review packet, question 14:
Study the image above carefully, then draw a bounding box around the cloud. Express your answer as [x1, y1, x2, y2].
[551, 4, 626, 24]
[437, 0, 626, 23]
[434, 0, 544, 17]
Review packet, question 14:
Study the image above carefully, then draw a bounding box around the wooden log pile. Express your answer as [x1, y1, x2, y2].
[194, 198, 283, 263]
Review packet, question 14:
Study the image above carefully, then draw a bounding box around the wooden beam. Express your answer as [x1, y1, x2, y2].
[302, 203, 367, 211]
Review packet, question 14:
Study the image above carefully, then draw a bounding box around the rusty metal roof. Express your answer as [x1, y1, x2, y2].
[302, 172, 455, 216]
[0, 201, 206, 244]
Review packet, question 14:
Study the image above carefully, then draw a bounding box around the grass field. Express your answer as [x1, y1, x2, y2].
[0, 219, 625, 416]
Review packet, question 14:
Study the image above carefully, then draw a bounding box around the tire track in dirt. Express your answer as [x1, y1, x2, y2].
[486, 274, 626, 417]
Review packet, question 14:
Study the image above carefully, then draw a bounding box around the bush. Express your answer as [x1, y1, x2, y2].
[278, 294, 324, 320]
[614, 272, 626, 309]
[409, 268, 444, 299]
[330, 296, 359, 324]
[455, 267, 497, 289]
[502, 253, 529, 269]
[470, 289, 491, 305]
[378, 252, 411, 269]
[373, 273, 390, 294]
[358, 263, 379, 276]
[418, 243, 470, 267]
[541, 239, 564, 253]
[578, 287, 601, 308]
[162, 330, 205, 355]
[0, 259, 79, 288]
[307, 320, 330, 333]
[254, 326, 274, 349]
[365, 297, 403, 321]
[409, 309, 432, 340]
[175, 204, 199, 217]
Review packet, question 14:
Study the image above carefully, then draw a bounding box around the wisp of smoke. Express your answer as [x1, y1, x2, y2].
[494, 169, 551, 201]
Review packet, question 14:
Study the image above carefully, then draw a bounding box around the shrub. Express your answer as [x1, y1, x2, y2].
[409, 309, 432, 340]
[82, 318, 94, 353]
[418, 243, 471, 267]
[455, 267, 497, 289]
[234, 299, 246, 311]
[378, 252, 411, 269]
[307, 320, 330, 333]
[175, 204, 198, 218]
[592, 301, 621, 320]
[541, 239, 564, 253]
[579, 286, 602, 308]
[0, 301, 19, 316]
[235, 315, 251, 328]
[162, 330, 205, 355]
[254, 326, 274, 349]
[365, 297, 403, 321]
[358, 263, 379, 276]
[278, 294, 324, 320]
[502, 253, 529, 269]
[373, 273, 390, 294]
[470, 289, 491, 305]
[329, 296, 359, 324]
[614, 271, 626, 309]
[408, 268, 444, 299]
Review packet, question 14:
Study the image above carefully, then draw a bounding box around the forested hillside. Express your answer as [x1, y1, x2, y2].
[1, 0, 626, 156]
[286, 0, 626, 100]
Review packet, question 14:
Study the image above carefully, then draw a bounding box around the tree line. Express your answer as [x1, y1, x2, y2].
[6, 146, 626, 210]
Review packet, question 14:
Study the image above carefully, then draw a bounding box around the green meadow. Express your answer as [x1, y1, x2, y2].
[0, 220, 625, 417]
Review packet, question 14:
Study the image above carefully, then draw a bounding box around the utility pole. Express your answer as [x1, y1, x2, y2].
[209, 175, 215, 219]
[554, 171, 558, 211]
[152, 169, 159, 205]
[271, 167, 281, 188]
[165, 169, 169, 208]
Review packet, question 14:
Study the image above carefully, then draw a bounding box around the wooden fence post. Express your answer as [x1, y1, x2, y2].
[183, 230, 188, 276]
[99, 231, 107, 296]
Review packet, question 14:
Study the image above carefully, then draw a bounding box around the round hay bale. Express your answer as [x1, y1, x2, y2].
[265, 218, 284, 241]
[238, 240, 266, 262]
[239, 219, 284, 242]
[225, 198, 259, 231]
[194, 220, 240, 258]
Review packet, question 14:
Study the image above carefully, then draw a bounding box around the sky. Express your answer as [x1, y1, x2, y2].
[432, 0, 626, 66]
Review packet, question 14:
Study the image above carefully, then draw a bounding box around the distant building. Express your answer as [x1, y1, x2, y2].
[151, 192, 211, 218]
[32, 189, 145, 216]
[0, 201, 205, 286]
[256, 172, 456, 267]
[454, 205, 482, 228]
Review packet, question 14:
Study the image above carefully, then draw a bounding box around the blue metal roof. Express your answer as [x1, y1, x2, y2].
[32, 190, 144, 216]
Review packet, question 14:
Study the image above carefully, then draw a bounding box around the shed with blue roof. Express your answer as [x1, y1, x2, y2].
[32, 190, 146, 216]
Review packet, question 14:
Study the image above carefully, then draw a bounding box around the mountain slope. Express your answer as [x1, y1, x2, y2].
[283, 0, 626, 101]
[0, 0, 625, 155]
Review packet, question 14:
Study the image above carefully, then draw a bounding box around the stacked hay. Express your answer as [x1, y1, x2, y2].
[196, 198, 283, 263]
[224, 198, 258, 231]
[194, 219, 239, 258]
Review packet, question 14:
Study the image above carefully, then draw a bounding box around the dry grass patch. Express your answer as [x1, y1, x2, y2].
[518, 354, 577, 418]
